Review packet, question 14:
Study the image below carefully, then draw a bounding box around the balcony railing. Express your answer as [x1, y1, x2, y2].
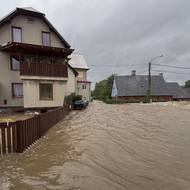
[20, 63, 68, 78]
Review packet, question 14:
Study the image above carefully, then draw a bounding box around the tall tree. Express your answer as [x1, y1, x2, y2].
[185, 80, 190, 88]
[93, 75, 114, 100]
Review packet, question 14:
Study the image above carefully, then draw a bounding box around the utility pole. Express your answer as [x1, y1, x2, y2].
[146, 55, 164, 103]
[147, 62, 151, 103]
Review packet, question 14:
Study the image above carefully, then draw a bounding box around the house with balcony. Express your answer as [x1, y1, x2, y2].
[69, 55, 91, 101]
[0, 7, 76, 109]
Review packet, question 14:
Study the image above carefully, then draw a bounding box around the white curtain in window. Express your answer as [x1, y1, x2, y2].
[12, 57, 20, 70]
[42, 33, 50, 46]
[13, 28, 22, 42]
[14, 84, 23, 97]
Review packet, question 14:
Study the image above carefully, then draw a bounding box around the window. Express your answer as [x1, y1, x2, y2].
[42, 32, 50, 46]
[82, 84, 86, 89]
[12, 83, 23, 98]
[39, 83, 53, 100]
[10, 56, 20, 70]
[12, 26, 22, 42]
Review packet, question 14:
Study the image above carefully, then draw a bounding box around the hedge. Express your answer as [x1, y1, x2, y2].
[104, 99, 141, 104]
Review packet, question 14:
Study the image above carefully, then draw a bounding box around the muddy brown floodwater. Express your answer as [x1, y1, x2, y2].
[0, 101, 190, 190]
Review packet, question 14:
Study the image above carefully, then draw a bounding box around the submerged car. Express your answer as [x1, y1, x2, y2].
[74, 100, 88, 110]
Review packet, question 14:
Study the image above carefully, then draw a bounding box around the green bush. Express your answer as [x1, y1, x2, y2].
[64, 94, 82, 106]
[64, 93, 75, 106]
[104, 99, 141, 104]
[128, 99, 141, 103]
[72, 95, 82, 104]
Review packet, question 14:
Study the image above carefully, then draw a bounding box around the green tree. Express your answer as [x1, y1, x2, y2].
[93, 75, 114, 101]
[185, 80, 190, 88]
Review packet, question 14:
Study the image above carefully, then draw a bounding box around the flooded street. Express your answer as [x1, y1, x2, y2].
[0, 101, 190, 190]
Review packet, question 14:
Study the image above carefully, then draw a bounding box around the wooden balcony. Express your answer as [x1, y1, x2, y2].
[20, 63, 68, 78]
[1, 42, 74, 57]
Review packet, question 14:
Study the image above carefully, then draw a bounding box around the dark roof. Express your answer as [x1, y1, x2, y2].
[181, 87, 190, 99]
[166, 82, 187, 99]
[0, 7, 71, 48]
[115, 75, 172, 97]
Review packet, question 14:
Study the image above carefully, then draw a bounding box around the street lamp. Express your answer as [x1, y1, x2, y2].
[146, 55, 164, 103]
[150, 55, 164, 63]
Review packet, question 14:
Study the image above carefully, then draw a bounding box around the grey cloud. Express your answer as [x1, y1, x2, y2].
[1, 0, 190, 87]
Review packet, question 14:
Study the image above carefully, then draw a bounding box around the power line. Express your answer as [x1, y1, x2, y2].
[138, 68, 148, 74]
[90, 62, 190, 71]
[153, 63, 190, 70]
[152, 69, 190, 75]
[90, 63, 146, 67]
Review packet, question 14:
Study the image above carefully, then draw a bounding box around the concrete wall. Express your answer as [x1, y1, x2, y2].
[0, 19, 24, 107]
[0, 15, 65, 48]
[23, 80, 67, 108]
[76, 82, 91, 101]
[0, 24, 10, 45]
[0, 52, 23, 107]
[66, 67, 76, 96]
[76, 69, 87, 80]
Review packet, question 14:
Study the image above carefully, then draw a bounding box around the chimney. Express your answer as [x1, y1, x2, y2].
[159, 73, 163, 77]
[131, 70, 136, 76]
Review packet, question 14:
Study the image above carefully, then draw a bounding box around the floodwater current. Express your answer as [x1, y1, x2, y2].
[0, 101, 190, 190]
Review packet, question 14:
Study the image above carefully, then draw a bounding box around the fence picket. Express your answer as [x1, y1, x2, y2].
[12, 124, 17, 153]
[7, 126, 12, 153]
[1, 126, 6, 154]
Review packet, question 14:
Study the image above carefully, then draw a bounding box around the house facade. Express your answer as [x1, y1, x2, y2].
[0, 7, 75, 109]
[66, 65, 78, 96]
[69, 55, 91, 101]
[112, 71, 173, 102]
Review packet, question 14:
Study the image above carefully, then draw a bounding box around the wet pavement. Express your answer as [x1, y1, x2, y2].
[0, 101, 190, 190]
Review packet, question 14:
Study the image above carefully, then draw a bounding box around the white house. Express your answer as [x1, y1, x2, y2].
[0, 7, 77, 110]
[69, 55, 91, 101]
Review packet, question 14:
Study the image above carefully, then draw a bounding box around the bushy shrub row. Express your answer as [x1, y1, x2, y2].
[104, 99, 141, 104]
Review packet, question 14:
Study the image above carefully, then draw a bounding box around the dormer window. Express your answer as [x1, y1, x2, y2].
[12, 26, 22, 42]
[42, 31, 50, 46]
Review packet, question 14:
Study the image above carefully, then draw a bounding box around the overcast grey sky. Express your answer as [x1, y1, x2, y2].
[1, 0, 190, 87]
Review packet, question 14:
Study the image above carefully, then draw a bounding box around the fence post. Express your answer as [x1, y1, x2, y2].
[1, 126, 6, 154]
[7, 126, 12, 153]
[16, 120, 24, 153]
[39, 114, 43, 137]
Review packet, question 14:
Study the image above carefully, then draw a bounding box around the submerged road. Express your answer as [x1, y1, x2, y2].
[0, 101, 190, 190]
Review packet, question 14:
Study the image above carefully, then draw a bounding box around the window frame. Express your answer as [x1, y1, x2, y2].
[82, 84, 87, 89]
[39, 83, 53, 101]
[42, 31, 51, 46]
[10, 55, 21, 71]
[12, 83, 23, 98]
[11, 26, 22, 43]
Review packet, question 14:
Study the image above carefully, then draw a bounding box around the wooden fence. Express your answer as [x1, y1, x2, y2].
[0, 106, 69, 155]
